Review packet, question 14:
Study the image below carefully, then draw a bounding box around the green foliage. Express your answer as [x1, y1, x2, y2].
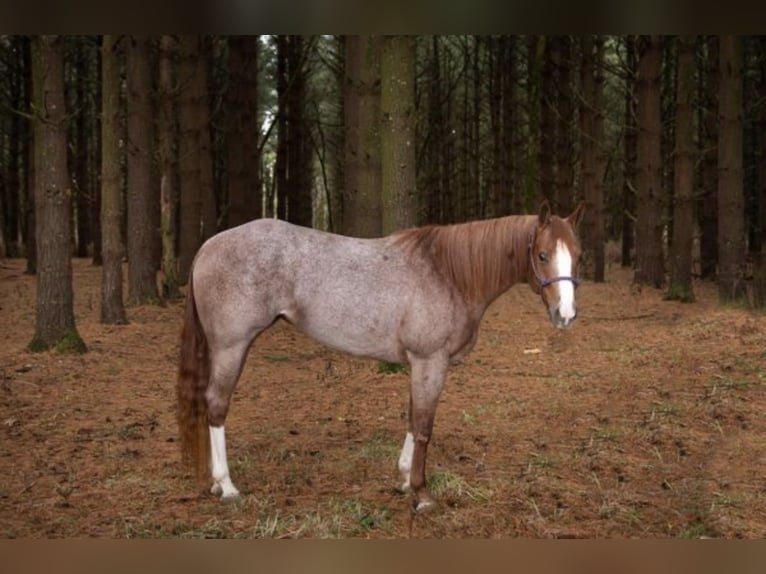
[377, 361, 407, 374]
[26, 335, 50, 353]
[664, 282, 695, 303]
[27, 330, 87, 355]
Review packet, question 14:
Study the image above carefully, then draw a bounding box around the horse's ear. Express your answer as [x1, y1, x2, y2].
[538, 199, 552, 226]
[566, 201, 586, 230]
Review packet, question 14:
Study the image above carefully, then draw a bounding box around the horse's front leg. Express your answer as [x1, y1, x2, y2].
[399, 349, 449, 512]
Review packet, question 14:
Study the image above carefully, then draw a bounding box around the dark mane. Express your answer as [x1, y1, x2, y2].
[392, 216, 537, 303]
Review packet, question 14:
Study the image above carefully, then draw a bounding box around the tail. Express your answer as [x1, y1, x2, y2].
[176, 271, 211, 480]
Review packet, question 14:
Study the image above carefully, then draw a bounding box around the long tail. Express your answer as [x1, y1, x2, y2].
[176, 271, 211, 479]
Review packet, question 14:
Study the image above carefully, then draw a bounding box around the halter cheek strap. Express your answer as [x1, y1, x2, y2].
[528, 230, 580, 291]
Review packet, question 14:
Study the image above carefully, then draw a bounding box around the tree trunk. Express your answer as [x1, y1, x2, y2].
[634, 36, 665, 288]
[286, 36, 312, 228]
[126, 35, 159, 305]
[197, 38, 217, 241]
[699, 36, 719, 280]
[539, 36, 556, 205]
[554, 35, 574, 214]
[342, 35, 382, 237]
[753, 36, 766, 308]
[100, 35, 127, 325]
[178, 36, 202, 283]
[275, 35, 288, 221]
[226, 35, 261, 228]
[717, 35, 745, 302]
[4, 36, 24, 257]
[502, 36, 518, 216]
[580, 36, 605, 282]
[622, 35, 637, 268]
[22, 36, 37, 273]
[157, 36, 179, 299]
[424, 35, 444, 223]
[91, 36, 103, 266]
[381, 35, 417, 234]
[667, 36, 696, 301]
[29, 35, 86, 352]
[74, 38, 91, 258]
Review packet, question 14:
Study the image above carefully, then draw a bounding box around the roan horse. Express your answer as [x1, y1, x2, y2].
[177, 200, 584, 512]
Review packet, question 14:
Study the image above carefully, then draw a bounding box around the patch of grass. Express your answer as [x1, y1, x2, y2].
[591, 428, 622, 442]
[356, 432, 399, 461]
[377, 361, 407, 374]
[713, 376, 752, 391]
[427, 470, 491, 503]
[654, 403, 678, 416]
[664, 283, 695, 303]
[528, 452, 558, 469]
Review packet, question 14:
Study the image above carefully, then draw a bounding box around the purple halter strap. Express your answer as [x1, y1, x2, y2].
[528, 229, 580, 290]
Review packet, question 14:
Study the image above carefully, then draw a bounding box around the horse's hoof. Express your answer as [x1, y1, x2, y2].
[221, 492, 242, 504]
[210, 483, 222, 496]
[414, 498, 438, 513]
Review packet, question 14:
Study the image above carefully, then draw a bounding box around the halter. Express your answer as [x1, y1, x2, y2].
[528, 228, 580, 290]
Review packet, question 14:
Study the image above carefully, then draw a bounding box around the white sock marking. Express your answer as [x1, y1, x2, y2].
[398, 432, 414, 490]
[555, 240, 576, 323]
[209, 425, 240, 499]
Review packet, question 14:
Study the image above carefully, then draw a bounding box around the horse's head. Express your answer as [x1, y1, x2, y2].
[528, 200, 585, 329]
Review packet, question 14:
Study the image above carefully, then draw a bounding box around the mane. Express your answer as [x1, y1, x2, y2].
[392, 216, 537, 303]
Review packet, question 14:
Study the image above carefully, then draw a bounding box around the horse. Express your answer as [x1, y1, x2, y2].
[176, 200, 584, 512]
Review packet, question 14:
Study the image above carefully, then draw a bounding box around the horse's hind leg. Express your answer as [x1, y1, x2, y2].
[206, 342, 252, 500]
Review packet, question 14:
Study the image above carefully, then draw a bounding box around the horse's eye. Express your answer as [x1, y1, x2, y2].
[538, 251, 549, 263]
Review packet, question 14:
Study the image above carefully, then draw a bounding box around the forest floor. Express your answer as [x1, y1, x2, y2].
[0, 257, 765, 538]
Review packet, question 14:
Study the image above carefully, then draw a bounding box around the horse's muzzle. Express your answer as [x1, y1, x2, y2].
[549, 305, 577, 329]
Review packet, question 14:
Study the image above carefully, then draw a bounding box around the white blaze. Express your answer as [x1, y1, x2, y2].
[555, 240, 576, 323]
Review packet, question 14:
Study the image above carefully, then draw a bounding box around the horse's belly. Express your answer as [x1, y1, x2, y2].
[294, 315, 404, 363]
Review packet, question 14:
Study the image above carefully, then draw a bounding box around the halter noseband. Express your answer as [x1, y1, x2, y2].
[528, 229, 580, 290]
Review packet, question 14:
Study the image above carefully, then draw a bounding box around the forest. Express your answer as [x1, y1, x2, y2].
[1, 36, 766, 539]
[0, 35, 764, 348]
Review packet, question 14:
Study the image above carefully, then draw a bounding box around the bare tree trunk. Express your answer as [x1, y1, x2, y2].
[381, 35, 417, 234]
[23, 37, 37, 274]
[29, 35, 86, 352]
[502, 36, 518, 216]
[74, 38, 91, 258]
[286, 36, 312, 228]
[539, 36, 556, 205]
[178, 36, 202, 283]
[226, 36, 260, 228]
[622, 35, 637, 268]
[91, 37, 103, 266]
[580, 36, 606, 282]
[717, 35, 745, 302]
[126, 35, 159, 305]
[100, 35, 127, 325]
[554, 35, 573, 214]
[158, 35, 180, 300]
[668, 36, 696, 301]
[634, 36, 665, 288]
[753, 36, 766, 308]
[342, 35, 381, 237]
[197, 37, 217, 241]
[699, 36, 719, 280]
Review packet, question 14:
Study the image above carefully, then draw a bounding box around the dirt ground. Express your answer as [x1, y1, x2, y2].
[1, 256, 764, 538]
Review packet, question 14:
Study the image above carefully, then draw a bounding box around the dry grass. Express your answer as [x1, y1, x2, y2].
[1, 258, 765, 538]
